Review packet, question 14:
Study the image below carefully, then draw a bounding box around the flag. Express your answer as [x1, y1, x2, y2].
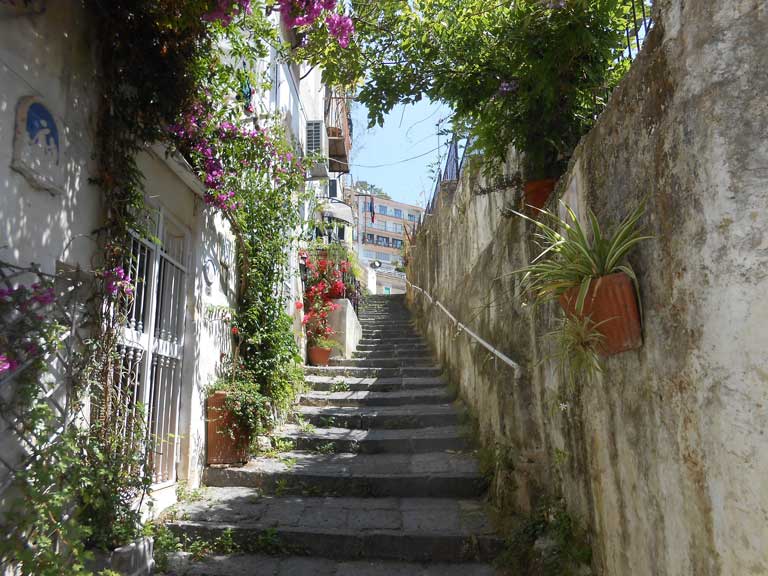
[369, 196, 375, 223]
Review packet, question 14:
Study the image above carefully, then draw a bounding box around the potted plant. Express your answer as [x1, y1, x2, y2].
[303, 297, 339, 366]
[513, 199, 650, 356]
[206, 356, 272, 465]
[302, 252, 357, 364]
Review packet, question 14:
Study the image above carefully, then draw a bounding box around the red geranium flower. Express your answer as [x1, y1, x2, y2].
[295, 301, 304, 311]
[231, 326, 239, 335]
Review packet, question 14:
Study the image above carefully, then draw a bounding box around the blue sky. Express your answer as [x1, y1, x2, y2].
[348, 98, 452, 208]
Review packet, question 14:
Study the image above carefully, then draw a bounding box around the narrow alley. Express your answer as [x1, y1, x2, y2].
[0, 1, 765, 575]
[166, 295, 501, 575]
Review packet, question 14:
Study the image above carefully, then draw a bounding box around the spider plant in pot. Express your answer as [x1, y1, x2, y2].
[513, 199, 651, 356]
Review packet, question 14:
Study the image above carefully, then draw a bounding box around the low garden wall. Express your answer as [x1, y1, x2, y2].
[407, 2, 767, 575]
[328, 298, 362, 358]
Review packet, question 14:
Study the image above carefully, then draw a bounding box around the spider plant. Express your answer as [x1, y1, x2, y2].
[512, 199, 650, 314]
[548, 313, 607, 388]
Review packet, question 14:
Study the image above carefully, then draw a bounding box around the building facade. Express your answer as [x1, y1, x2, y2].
[350, 194, 423, 294]
[0, 1, 342, 517]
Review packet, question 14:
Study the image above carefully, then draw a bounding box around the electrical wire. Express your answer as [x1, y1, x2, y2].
[339, 145, 441, 169]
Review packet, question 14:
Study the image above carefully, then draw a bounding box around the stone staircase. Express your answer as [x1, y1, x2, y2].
[166, 294, 502, 575]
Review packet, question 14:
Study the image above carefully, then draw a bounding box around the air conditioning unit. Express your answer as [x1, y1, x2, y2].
[305, 120, 328, 179]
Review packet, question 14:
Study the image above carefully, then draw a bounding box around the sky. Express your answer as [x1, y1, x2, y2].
[348, 98, 452, 208]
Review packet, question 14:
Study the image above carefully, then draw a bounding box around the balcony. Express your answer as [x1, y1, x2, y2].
[325, 90, 351, 174]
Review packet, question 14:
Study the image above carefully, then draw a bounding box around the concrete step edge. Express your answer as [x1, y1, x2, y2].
[164, 553, 499, 576]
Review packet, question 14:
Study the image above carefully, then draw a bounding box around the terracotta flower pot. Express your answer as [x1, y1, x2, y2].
[559, 272, 642, 356]
[308, 345, 332, 366]
[206, 391, 249, 465]
[524, 178, 558, 212]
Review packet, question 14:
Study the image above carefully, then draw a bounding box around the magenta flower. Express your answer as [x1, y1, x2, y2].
[325, 13, 354, 48]
[104, 266, 133, 297]
[0, 354, 18, 375]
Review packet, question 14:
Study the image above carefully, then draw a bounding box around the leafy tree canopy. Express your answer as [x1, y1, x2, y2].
[295, 0, 637, 176]
[354, 180, 389, 199]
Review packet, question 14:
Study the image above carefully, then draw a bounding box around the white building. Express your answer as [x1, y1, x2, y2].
[0, 1, 335, 514]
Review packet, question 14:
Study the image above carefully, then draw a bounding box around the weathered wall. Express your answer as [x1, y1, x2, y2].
[407, 2, 768, 575]
[0, 2, 101, 273]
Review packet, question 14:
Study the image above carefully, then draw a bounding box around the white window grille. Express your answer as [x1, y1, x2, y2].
[121, 207, 189, 486]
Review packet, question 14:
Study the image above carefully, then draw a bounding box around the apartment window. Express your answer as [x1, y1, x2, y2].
[329, 179, 338, 198]
[377, 204, 388, 215]
[337, 225, 345, 240]
[363, 249, 375, 259]
[366, 233, 374, 244]
[392, 222, 403, 233]
[376, 252, 391, 262]
[394, 208, 402, 218]
[376, 235, 389, 246]
[407, 213, 417, 222]
[392, 239, 403, 249]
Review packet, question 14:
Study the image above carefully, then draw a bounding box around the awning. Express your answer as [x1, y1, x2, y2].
[320, 200, 355, 225]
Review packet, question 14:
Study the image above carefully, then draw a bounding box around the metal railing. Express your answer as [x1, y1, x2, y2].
[325, 89, 352, 173]
[622, 0, 653, 62]
[425, 1, 654, 216]
[426, 134, 470, 215]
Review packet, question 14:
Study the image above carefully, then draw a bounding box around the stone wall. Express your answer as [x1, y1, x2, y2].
[407, 2, 768, 575]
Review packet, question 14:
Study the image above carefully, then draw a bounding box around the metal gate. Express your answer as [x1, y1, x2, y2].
[122, 208, 189, 486]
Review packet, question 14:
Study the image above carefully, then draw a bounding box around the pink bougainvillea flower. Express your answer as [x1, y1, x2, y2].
[325, 13, 354, 48]
[0, 354, 11, 374]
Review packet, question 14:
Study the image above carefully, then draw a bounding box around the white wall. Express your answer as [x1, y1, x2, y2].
[0, 2, 101, 273]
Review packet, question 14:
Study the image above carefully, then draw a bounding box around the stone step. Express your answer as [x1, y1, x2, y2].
[278, 424, 470, 454]
[166, 553, 498, 576]
[359, 324, 416, 332]
[353, 349, 431, 359]
[304, 366, 442, 378]
[299, 387, 453, 408]
[203, 452, 487, 498]
[355, 342, 430, 352]
[358, 336, 427, 346]
[329, 357, 436, 368]
[296, 404, 463, 430]
[305, 375, 447, 392]
[359, 306, 411, 318]
[166, 489, 501, 564]
[362, 329, 420, 336]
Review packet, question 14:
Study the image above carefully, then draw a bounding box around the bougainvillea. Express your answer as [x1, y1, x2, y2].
[203, 0, 253, 26]
[0, 282, 62, 380]
[277, 0, 354, 47]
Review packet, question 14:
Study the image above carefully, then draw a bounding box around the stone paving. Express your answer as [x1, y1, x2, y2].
[167, 295, 501, 574]
[168, 554, 496, 576]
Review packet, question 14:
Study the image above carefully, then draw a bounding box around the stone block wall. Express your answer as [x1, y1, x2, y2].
[407, 1, 767, 574]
